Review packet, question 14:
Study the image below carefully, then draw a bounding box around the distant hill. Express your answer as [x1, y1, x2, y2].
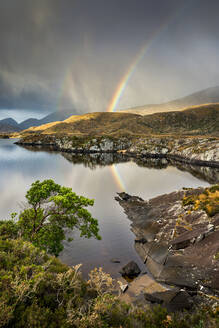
[119, 86, 219, 115]
[0, 110, 77, 133]
[0, 118, 21, 133]
[19, 111, 73, 130]
[0, 118, 20, 127]
[21, 103, 219, 137]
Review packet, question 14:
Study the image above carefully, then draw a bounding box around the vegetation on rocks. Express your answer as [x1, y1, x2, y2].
[182, 185, 219, 216]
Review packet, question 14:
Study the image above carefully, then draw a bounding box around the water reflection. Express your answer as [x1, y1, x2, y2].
[18, 144, 219, 184]
[0, 139, 217, 277]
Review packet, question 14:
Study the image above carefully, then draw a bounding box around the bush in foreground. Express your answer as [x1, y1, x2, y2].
[0, 237, 218, 328]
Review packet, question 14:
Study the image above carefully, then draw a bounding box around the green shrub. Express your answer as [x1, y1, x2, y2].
[0, 179, 101, 257]
[209, 185, 219, 193]
[182, 185, 219, 217]
[0, 220, 19, 240]
[182, 196, 195, 206]
[0, 237, 218, 327]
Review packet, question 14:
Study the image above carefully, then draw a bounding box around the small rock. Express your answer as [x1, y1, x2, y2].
[196, 234, 204, 243]
[119, 261, 141, 278]
[198, 285, 210, 294]
[205, 224, 214, 236]
[167, 290, 193, 312]
[118, 192, 131, 201]
[111, 258, 121, 263]
[161, 148, 169, 154]
[117, 277, 129, 293]
[145, 289, 193, 312]
[144, 293, 163, 304]
[135, 238, 147, 244]
[120, 283, 129, 293]
[90, 145, 100, 151]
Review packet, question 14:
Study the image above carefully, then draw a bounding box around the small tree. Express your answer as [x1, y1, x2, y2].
[16, 179, 101, 256]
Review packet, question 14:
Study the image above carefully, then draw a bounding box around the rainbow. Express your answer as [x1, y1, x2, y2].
[110, 164, 125, 191]
[107, 43, 148, 113]
[107, 3, 189, 113]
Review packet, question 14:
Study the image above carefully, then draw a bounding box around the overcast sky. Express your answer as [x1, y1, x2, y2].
[1, 0, 219, 120]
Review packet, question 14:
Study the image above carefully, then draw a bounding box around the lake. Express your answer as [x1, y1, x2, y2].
[0, 138, 217, 278]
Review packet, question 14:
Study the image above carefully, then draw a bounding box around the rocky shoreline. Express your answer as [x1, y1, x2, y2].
[115, 185, 219, 309]
[17, 144, 219, 184]
[15, 134, 219, 167]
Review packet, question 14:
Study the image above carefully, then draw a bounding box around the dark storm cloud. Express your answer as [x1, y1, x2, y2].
[0, 0, 219, 115]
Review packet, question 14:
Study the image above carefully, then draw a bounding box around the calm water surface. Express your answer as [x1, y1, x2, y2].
[0, 139, 213, 277]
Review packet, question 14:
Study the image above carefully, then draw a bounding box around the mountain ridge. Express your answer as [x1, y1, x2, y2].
[0, 110, 78, 133]
[119, 86, 219, 115]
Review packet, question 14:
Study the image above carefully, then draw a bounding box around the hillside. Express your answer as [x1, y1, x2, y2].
[2, 85, 219, 133]
[22, 112, 144, 136]
[20, 103, 219, 137]
[139, 103, 219, 135]
[0, 118, 21, 133]
[119, 86, 219, 115]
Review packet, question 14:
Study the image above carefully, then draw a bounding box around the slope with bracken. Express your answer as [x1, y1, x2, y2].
[19, 103, 219, 138]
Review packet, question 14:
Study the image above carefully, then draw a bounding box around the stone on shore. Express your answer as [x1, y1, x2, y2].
[119, 261, 141, 278]
[145, 289, 193, 312]
[119, 274, 166, 305]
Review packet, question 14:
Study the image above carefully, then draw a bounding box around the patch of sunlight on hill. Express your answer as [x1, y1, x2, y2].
[24, 121, 62, 132]
[18, 104, 219, 138]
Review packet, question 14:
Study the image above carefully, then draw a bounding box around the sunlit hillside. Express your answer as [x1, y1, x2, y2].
[19, 103, 219, 138]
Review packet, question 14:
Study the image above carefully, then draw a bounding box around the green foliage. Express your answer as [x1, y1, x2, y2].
[12, 179, 101, 256]
[182, 196, 195, 207]
[0, 238, 85, 327]
[215, 252, 219, 260]
[209, 185, 219, 193]
[0, 220, 19, 240]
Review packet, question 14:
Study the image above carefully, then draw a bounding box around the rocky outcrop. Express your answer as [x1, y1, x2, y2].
[118, 273, 197, 311]
[127, 136, 219, 167]
[15, 134, 219, 167]
[115, 186, 219, 305]
[144, 288, 194, 312]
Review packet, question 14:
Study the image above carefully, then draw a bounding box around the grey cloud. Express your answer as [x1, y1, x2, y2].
[0, 0, 219, 115]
